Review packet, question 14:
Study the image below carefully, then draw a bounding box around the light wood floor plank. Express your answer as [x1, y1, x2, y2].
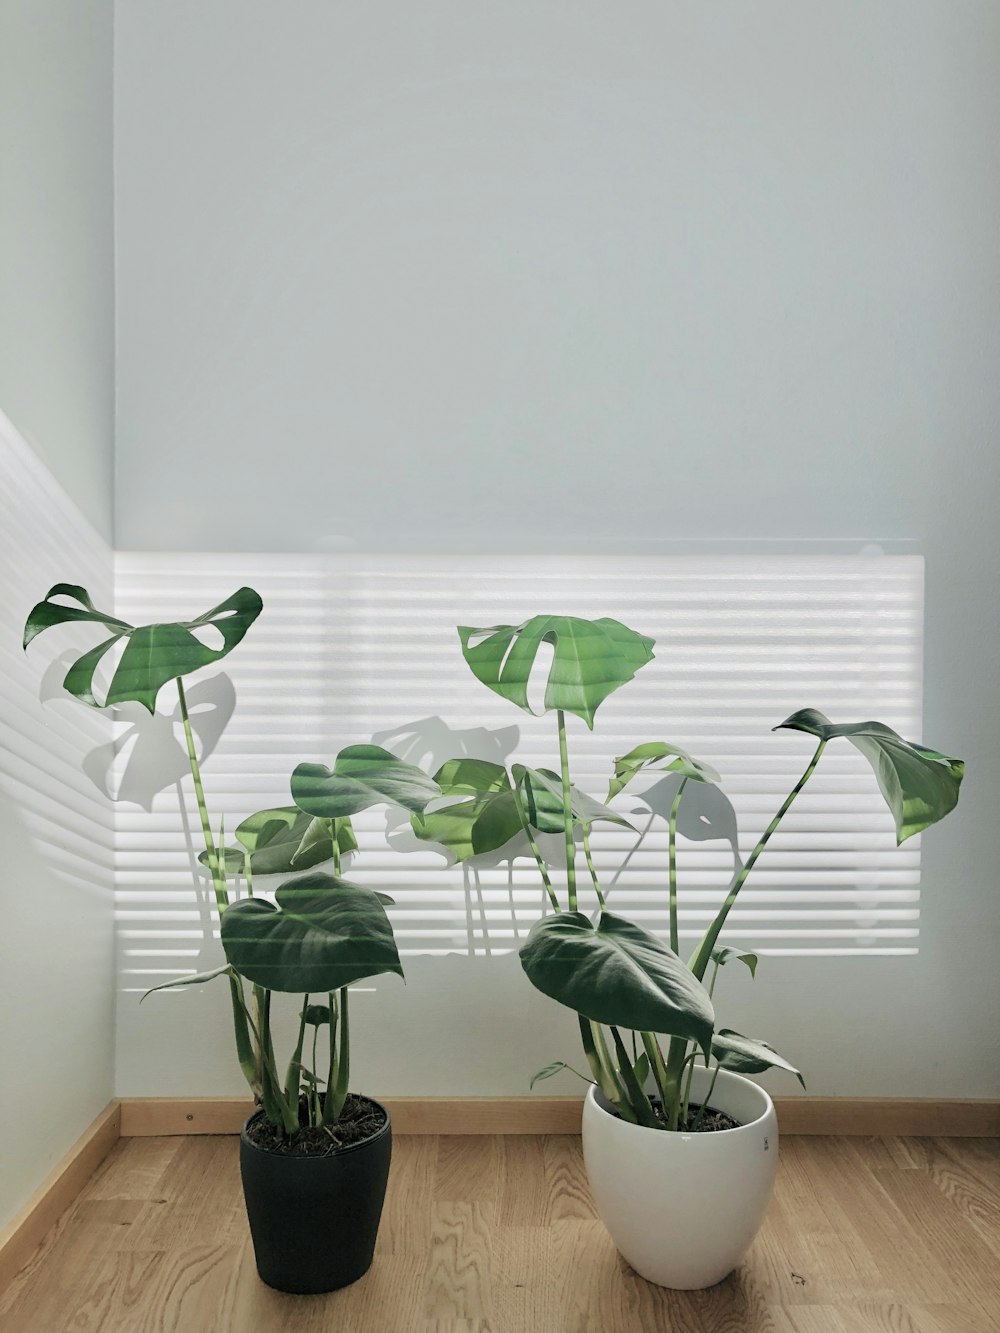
[2, 1132, 999, 1332]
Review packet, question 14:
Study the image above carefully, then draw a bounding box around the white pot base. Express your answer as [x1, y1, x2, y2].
[581, 1066, 779, 1289]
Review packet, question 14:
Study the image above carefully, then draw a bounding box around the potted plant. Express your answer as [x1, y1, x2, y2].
[23, 584, 441, 1293]
[411, 615, 965, 1288]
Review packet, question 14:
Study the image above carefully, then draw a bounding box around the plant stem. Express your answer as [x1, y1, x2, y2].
[323, 991, 338, 1122]
[176, 677, 228, 912]
[668, 778, 687, 954]
[581, 827, 607, 910]
[511, 782, 560, 912]
[325, 988, 350, 1124]
[610, 1027, 659, 1128]
[556, 710, 578, 912]
[640, 1031, 671, 1107]
[688, 739, 826, 981]
[285, 996, 309, 1112]
[691, 1064, 721, 1133]
[331, 818, 342, 878]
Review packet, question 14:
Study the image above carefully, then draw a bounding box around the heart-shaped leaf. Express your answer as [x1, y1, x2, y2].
[711, 946, 758, 979]
[220, 872, 404, 993]
[607, 742, 721, 801]
[291, 745, 441, 819]
[711, 1029, 805, 1088]
[458, 616, 655, 729]
[23, 584, 262, 713]
[776, 709, 964, 844]
[519, 911, 714, 1053]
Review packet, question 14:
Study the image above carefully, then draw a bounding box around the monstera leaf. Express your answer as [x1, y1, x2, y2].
[197, 806, 358, 877]
[711, 1029, 805, 1087]
[411, 760, 633, 862]
[23, 584, 262, 713]
[519, 911, 714, 1052]
[518, 766, 634, 834]
[220, 872, 403, 993]
[776, 709, 964, 844]
[607, 741, 721, 801]
[457, 616, 655, 729]
[291, 745, 441, 818]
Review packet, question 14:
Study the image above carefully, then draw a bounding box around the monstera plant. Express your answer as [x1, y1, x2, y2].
[414, 614, 965, 1133]
[22, 584, 439, 1136]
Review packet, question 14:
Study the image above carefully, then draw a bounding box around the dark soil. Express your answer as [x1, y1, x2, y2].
[245, 1094, 387, 1157]
[614, 1098, 742, 1132]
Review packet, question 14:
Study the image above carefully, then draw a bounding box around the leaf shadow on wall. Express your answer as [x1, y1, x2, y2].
[623, 773, 743, 883]
[371, 715, 556, 956]
[76, 673, 236, 811]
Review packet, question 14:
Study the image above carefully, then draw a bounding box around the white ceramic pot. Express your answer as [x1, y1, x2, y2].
[581, 1064, 778, 1289]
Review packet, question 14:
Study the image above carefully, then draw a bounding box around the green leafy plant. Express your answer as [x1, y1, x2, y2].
[418, 615, 965, 1131]
[24, 585, 439, 1140]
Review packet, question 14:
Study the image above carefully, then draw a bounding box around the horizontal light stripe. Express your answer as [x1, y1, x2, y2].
[111, 552, 924, 972]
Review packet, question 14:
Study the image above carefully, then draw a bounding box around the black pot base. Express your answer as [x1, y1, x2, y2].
[240, 1098, 392, 1295]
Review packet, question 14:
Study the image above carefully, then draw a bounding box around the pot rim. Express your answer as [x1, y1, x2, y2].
[240, 1094, 391, 1159]
[585, 1066, 774, 1141]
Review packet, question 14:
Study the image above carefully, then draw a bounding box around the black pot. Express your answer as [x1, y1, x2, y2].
[239, 1099, 392, 1294]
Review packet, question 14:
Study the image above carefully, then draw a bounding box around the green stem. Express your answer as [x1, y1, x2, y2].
[640, 1031, 671, 1107]
[688, 739, 826, 981]
[330, 819, 342, 878]
[610, 1028, 659, 1128]
[285, 996, 309, 1113]
[323, 991, 338, 1122]
[510, 782, 560, 912]
[325, 988, 350, 1124]
[177, 677, 228, 912]
[668, 778, 687, 954]
[556, 710, 578, 912]
[581, 827, 607, 910]
[691, 1064, 722, 1133]
[311, 1023, 321, 1127]
[578, 1015, 635, 1121]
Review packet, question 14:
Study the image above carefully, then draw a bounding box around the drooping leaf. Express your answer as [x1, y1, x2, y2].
[516, 766, 635, 834]
[220, 871, 404, 993]
[776, 709, 964, 844]
[197, 807, 359, 878]
[140, 964, 233, 1002]
[607, 741, 721, 801]
[711, 1029, 805, 1088]
[23, 584, 262, 713]
[457, 615, 655, 729]
[519, 911, 714, 1053]
[291, 745, 441, 819]
[711, 946, 758, 979]
[301, 1003, 332, 1026]
[529, 1060, 594, 1090]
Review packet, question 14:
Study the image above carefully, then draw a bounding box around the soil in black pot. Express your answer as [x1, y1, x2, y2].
[245, 1093, 386, 1156]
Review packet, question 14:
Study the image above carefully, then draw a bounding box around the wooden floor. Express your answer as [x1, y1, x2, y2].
[2, 1134, 999, 1333]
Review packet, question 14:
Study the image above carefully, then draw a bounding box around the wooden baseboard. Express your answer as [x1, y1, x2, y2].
[118, 1095, 1000, 1139]
[0, 1102, 121, 1292]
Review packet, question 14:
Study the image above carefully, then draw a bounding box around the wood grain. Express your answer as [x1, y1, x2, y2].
[118, 1095, 1000, 1138]
[0, 1101, 120, 1293]
[2, 1131, 999, 1331]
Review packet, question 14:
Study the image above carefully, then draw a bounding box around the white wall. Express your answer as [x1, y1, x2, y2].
[109, 3, 1000, 1098]
[0, 419, 115, 1230]
[0, 0, 116, 1229]
[0, 0, 115, 539]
